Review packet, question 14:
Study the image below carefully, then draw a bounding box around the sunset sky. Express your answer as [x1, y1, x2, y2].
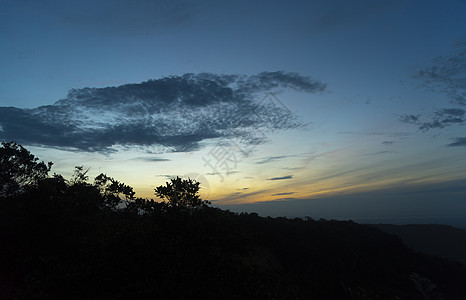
[1, 0, 466, 226]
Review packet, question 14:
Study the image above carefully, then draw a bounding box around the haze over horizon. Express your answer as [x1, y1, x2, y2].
[1, 0, 466, 227]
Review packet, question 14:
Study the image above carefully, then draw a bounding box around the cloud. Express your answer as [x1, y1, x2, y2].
[362, 150, 394, 156]
[399, 108, 465, 131]
[446, 137, 466, 147]
[0, 72, 325, 153]
[339, 131, 410, 138]
[414, 43, 466, 106]
[274, 197, 297, 202]
[134, 157, 171, 162]
[403, 42, 466, 131]
[272, 192, 296, 196]
[255, 155, 290, 164]
[219, 180, 466, 227]
[224, 189, 269, 201]
[239, 71, 327, 94]
[398, 114, 420, 125]
[154, 174, 175, 179]
[266, 175, 293, 181]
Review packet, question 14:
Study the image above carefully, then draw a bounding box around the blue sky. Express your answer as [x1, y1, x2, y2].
[1, 0, 466, 226]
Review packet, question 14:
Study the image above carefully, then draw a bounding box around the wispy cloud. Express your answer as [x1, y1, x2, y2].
[339, 131, 410, 138]
[362, 150, 394, 156]
[255, 155, 292, 164]
[223, 189, 269, 202]
[267, 175, 293, 181]
[399, 108, 465, 131]
[446, 137, 466, 147]
[274, 197, 297, 202]
[219, 180, 466, 222]
[398, 114, 420, 125]
[0, 72, 325, 153]
[414, 43, 466, 106]
[402, 42, 466, 131]
[272, 192, 296, 196]
[154, 174, 175, 179]
[133, 157, 171, 162]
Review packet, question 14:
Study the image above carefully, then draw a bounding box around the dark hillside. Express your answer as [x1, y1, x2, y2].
[370, 223, 466, 265]
[2, 188, 466, 299]
[1, 142, 466, 299]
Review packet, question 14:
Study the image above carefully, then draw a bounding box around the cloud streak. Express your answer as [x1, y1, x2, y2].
[272, 192, 296, 196]
[0, 72, 326, 153]
[362, 150, 394, 156]
[255, 155, 292, 164]
[266, 175, 293, 181]
[133, 157, 171, 162]
[446, 137, 466, 147]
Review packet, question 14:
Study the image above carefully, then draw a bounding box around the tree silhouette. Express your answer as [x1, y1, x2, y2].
[0, 141, 52, 197]
[94, 173, 135, 208]
[70, 165, 90, 185]
[2, 143, 466, 299]
[155, 176, 206, 209]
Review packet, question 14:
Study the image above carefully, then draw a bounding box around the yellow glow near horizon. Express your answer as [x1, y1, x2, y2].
[25, 129, 466, 211]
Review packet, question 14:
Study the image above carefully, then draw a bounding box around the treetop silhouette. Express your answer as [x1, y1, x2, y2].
[155, 176, 208, 209]
[0, 141, 52, 197]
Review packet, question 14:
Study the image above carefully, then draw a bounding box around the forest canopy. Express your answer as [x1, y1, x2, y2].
[1, 142, 465, 299]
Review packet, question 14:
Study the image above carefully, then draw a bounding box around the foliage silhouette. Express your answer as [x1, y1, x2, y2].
[1, 143, 466, 299]
[155, 176, 208, 209]
[94, 173, 135, 208]
[70, 165, 89, 185]
[0, 141, 52, 197]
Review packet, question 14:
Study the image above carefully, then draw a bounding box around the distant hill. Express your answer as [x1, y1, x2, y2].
[369, 224, 466, 265]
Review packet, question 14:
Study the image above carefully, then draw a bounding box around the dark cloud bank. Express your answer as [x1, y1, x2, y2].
[0, 72, 325, 153]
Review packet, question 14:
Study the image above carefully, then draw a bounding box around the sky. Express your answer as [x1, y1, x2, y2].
[1, 0, 466, 227]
